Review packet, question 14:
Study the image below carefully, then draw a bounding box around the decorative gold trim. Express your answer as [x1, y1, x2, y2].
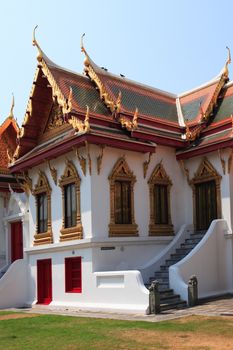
[190, 157, 222, 231]
[14, 172, 32, 195]
[97, 145, 105, 175]
[116, 91, 122, 114]
[223, 46, 231, 79]
[81, 33, 118, 114]
[76, 148, 86, 176]
[68, 106, 90, 133]
[47, 160, 57, 185]
[85, 141, 92, 175]
[148, 162, 174, 236]
[14, 27, 73, 160]
[179, 159, 190, 184]
[32, 171, 53, 245]
[32, 27, 71, 113]
[108, 157, 138, 237]
[143, 152, 152, 178]
[184, 120, 201, 141]
[8, 94, 15, 119]
[59, 159, 83, 241]
[218, 149, 226, 175]
[184, 51, 231, 142]
[119, 108, 138, 132]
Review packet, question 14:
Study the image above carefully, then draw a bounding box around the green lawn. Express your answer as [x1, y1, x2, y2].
[0, 313, 233, 349]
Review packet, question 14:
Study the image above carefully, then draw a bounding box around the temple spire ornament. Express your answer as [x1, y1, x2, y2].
[8, 94, 14, 119]
[32, 25, 43, 62]
[222, 46, 231, 79]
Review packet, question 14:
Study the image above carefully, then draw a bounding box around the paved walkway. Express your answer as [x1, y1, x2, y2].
[4, 295, 233, 323]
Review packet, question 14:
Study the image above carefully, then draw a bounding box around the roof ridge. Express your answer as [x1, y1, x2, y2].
[178, 76, 221, 98]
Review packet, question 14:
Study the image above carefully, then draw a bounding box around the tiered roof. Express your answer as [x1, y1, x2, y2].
[0, 100, 22, 191]
[9, 31, 233, 172]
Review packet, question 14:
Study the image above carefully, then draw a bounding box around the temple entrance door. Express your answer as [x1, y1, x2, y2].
[195, 180, 217, 231]
[37, 259, 52, 305]
[11, 222, 23, 263]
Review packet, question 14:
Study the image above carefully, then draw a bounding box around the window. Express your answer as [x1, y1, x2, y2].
[154, 184, 168, 224]
[64, 183, 77, 228]
[33, 171, 53, 245]
[109, 157, 138, 236]
[65, 257, 82, 293]
[59, 160, 83, 241]
[148, 162, 173, 236]
[115, 181, 131, 224]
[37, 192, 48, 233]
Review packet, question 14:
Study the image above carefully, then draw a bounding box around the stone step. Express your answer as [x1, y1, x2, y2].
[149, 277, 169, 284]
[160, 265, 169, 271]
[159, 288, 174, 297]
[160, 293, 181, 302]
[170, 253, 185, 260]
[158, 282, 169, 290]
[176, 247, 192, 255]
[190, 233, 205, 239]
[180, 243, 196, 249]
[165, 258, 180, 266]
[154, 271, 169, 278]
[192, 230, 206, 236]
[160, 300, 187, 311]
[184, 238, 202, 245]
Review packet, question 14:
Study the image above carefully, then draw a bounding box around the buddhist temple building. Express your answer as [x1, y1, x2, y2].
[0, 30, 233, 313]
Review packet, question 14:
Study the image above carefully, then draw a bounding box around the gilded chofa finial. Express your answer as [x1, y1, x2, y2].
[8, 94, 14, 119]
[32, 25, 43, 62]
[223, 46, 231, 79]
[116, 91, 122, 113]
[81, 33, 86, 53]
[81, 33, 90, 67]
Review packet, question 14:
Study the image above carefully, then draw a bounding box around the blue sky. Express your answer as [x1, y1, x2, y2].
[0, 0, 233, 124]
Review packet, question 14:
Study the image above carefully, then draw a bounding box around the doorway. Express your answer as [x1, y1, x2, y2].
[195, 180, 217, 230]
[37, 259, 52, 304]
[11, 222, 23, 262]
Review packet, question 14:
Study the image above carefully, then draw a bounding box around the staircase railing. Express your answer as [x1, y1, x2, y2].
[169, 219, 233, 302]
[139, 224, 193, 283]
[0, 263, 10, 279]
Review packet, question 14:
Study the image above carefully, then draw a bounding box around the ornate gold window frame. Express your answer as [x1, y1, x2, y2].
[190, 157, 222, 230]
[32, 171, 53, 245]
[148, 162, 174, 236]
[108, 157, 138, 237]
[59, 160, 83, 241]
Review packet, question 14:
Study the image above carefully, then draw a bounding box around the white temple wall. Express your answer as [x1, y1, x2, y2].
[90, 144, 185, 239]
[28, 150, 92, 244]
[0, 195, 6, 268]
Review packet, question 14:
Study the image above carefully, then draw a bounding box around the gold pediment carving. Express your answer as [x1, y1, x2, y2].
[46, 100, 64, 131]
[191, 157, 221, 184]
[108, 157, 136, 183]
[148, 162, 172, 185]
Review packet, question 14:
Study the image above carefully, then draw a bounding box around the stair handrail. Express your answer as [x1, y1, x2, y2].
[169, 219, 233, 302]
[0, 263, 10, 277]
[139, 224, 193, 282]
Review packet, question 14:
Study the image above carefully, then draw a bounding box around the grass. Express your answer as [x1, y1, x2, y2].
[0, 313, 233, 349]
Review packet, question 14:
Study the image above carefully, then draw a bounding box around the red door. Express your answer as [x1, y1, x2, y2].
[37, 259, 52, 305]
[11, 222, 23, 263]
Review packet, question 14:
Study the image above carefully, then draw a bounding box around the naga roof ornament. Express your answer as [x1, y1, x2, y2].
[81, 33, 120, 115]
[223, 46, 231, 79]
[184, 47, 232, 142]
[32, 25, 43, 62]
[32, 26, 72, 115]
[8, 94, 15, 119]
